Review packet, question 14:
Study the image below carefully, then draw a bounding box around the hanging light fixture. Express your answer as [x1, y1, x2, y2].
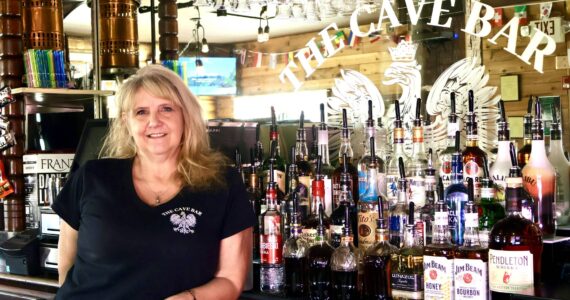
[263, 17, 270, 42]
[257, 16, 264, 43]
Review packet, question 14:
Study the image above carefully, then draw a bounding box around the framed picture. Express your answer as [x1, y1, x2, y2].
[538, 96, 561, 136]
[500, 75, 520, 101]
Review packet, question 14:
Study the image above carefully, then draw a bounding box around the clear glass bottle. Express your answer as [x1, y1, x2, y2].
[317, 103, 335, 216]
[437, 92, 459, 191]
[282, 146, 299, 241]
[489, 100, 512, 203]
[454, 179, 489, 300]
[446, 131, 469, 246]
[423, 148, 437, 245]
[386, 100, 409, 207]
[302, 156, 331, 246]
[294, 111, 314, 208]
[307, 203, 335, 299]
[478, 156, 505, 249]
[377, 117, 391, 164]
[247, 160, 263, 263]
[358, 137, 383, 251]
[522, 100, 556, 238]
[358, 100, 386, 199]
[390, 202, 424, 299]
[517, 96, 534, 169]
[389, 157, 409, 248]
[331, 206, 360, 300]
[363, 196, 398, 299]
[406, 98, 428, 213]
[283, 193, 310, 298]
[333, 109, 359, 210]
[547, 108, 570, 226]
[508, 143, 536, 222]
[331, 153, 357, 248]
[262, 106, 287, 194]
[462, 90, 487, 200]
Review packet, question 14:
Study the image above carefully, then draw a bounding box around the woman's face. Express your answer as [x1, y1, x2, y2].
[125, 88, 184, 159]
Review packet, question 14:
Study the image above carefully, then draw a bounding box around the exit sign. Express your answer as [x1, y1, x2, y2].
[529, 17, 565, 43]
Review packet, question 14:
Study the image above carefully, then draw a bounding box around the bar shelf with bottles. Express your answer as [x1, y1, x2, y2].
[238, 92, 570, 299]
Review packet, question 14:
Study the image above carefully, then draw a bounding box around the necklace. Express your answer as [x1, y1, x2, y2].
[139, 178, 167, 206]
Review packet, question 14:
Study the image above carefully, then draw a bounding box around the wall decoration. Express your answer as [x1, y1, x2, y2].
[500, 75, 519, 101]
[509, 116, 524, 138]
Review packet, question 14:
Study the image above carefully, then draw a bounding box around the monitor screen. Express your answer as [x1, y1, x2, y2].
[179, 57, 237, 96]
[70, 119, 110, 173]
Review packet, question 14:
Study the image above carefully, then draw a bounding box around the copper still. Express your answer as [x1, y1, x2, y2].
[22, 0, 65, 50]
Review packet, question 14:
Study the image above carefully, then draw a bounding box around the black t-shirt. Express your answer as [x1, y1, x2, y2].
[52, 158, 256, 299]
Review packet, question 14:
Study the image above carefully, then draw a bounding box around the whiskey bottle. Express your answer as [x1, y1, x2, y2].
[294, 111, 314, 203]
[247, 156, 263, 262]
[260, 161, 284, 294]
[547, 107, 570, 226]
[307, 203, 335, 299]
[262, 106, 287, 193]
[358, 137, 383, 251]
[462, 90, 487, 200]
[331, 205, 360, 300]
[517, 96, 534, 169]
[489, 100, 511, 202]
[331, 153, 358, 248]
[446, 131, 469, 246]
[406, 98, 428, 212]
[489, 154, 543, 299]
[386, 100, 409, 207]
[507, 142, 536, 222]
[423, 148, 437, 245]
[302, 156, 332, 246]
[389, 157, 409, 248]
[454, 178, 488, 300]
[363, 196, 398, 299]
[437, 92, 459, 190]
[423, 181, 455, 300]
[522, 100, 556, 237]
[391, 202, 424, 300]
[357, 100, 386, 199]
[478, 156, 505, 249]
[283, 193, 310, 298]
[317, 103, 335, 216]
[333, 109, 359, 210]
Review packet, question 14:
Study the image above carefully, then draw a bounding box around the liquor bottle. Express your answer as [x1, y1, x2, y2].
[247, 152, 263, 263]
[389, 157, 409, 248]
[454, 178, 488, 300]
[391, 202, 424, 300]
[302, 156, 331, 246]
[446, 131, 469, 246]
[363, 196, 398, 299]
[317, 103, 335, 216]
[386, 100, 408, 206]
[310, 124, 319, 166]
[260, 161, 284, 294]
[507, 143, 536, 222]
[517, 96, 534, 168]
[489, 100, 512, 202]
[423, 111, 434, 160]
[406, 98, 428, 212]
[262, 106, 287, 193]
[437, 92, 459, 190]
[547, 107, 570, 225]
[358, 100, 386, 200]
[282, 146, 299, 241]
[423, 182, 456, 300]
[478, 156, 505, 249]
[283, 193, 310, 298]
[358, 137, 385, 251]
[377, 117, 391, 163]
[489, 155, 543, 299]
[331, 206, 359, 300]
[423, 148, 437, 245]
[307, 203, 335, 299]
[294, 111, 314, 203]
[331, 153, 358, 248]
[462, 90, 487, 200]
[522, 100, 556, 237]
[333, 109, 359, 210]
[254, 123, 264, 173]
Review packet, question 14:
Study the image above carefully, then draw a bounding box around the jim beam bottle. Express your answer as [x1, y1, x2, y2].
[283, 193, 310, 298]
[386, 100, 408, 207]
[438, 92, 459, 190]
[522, 100, 556, 237]
[423, 182, 456, 300]
[489, 150, 543, 299]
[262, 106, 287, 193]
[391, 201, 424, 299]
[333, 109, 359, 211]
[363, 196, 398, 299]
[462, 90, 487, 200]
[517, 96, 534, 168]
[454, 178, 488, 300]
[259, 159, 284, 294]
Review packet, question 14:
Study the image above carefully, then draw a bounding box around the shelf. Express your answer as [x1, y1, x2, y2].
[10, 88, 114, 114]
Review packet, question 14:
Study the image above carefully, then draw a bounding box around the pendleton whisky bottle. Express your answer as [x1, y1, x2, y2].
[386, 100, 408, 206]
[423, 184, 456, 300]
[437, 92, 459, 190]
[391, 202, 424, 300]
[262, 106, 287, 193]
[358, 100, 386, 199]
[307, 203, 335, 299]
[517, 96, 534, 168]
[331, 153, 358, 248]
[522, 100, 556, 237]
[462, 90, 487, 200]
[333, 109, 359, 209]
[489, 153, 543, 299]
[363, 196, 398, 299]
[283, 193, 309, 298]
[454, 179, 488, 300]
[330, 206, 360, 300]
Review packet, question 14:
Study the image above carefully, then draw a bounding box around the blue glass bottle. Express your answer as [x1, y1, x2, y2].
[445, 131, 469, 246]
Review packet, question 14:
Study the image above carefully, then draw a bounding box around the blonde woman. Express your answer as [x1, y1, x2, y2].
[53, 65, 255, 299]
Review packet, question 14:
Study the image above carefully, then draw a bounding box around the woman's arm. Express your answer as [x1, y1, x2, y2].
[58, 220, 79, 285]
[166, 227, 253, 300]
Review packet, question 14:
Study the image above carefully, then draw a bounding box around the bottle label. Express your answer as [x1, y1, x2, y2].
[389, 214, 406, 248]
[463, 161, 482, 198]
[434, 211, 448, 226]
[358, 210, 378, 251]
[409, 176, 426, 207]
[260, 234, 282, 265]
[301, 228, 317, 246]
[465, 212, 478, 228]
[423, 256, 454, 299]
[386, 175, 398, 205]
[489, 249, 534, 295]
[318, 130, 329, 145]
[454, 258, 487, 300]
[480, 187, 495, 200]
[415, 221, 426, 246]
[323, 177, 333, 216]
[358, 170, 367, 197]
[391, 273, 423, 294]
[440, 159, 452, 189]
[330, 224, 343, 248]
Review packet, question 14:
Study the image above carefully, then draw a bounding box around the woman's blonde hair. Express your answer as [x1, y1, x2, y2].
[101, 64, 228, 190]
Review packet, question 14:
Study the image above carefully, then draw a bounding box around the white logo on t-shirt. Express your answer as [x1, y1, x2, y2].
[170, 211, 196, 234]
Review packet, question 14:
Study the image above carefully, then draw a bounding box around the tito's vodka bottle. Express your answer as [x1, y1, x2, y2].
[522, 100, 556, 238]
